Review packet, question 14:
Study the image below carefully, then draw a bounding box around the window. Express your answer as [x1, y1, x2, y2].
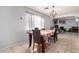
[32, 15, 44, 29]
[25, 13, 44, 30]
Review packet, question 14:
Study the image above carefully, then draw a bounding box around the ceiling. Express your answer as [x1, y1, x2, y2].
[28, 6, 79, 18]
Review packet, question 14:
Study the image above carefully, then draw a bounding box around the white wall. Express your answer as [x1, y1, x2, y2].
[0, 6, 28, 48]
[58, 19, 79, 30]
[0, 6, 53, 49]
[44, 17, 54, 29]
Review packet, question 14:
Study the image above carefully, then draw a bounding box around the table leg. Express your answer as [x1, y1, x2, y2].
[29, 33, 32, 48]
[41, 36, 45, 53]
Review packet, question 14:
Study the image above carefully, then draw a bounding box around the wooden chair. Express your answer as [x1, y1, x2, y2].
[41, 28, 45, 30]
[51, 28, 58, 43]
[32, 28, 42, 53]
[50, 27, 54, 30]
[48, 27, 58, 43]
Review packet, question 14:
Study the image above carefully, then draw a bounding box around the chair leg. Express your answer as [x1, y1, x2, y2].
[53, 37, 56, 43]
[55, 34, 57, 42]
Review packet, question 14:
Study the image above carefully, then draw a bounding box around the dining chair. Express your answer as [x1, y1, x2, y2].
[50, 27, 54, 30]
[41, 28, 45, 30]
[53, 25, 58, 42]
[32, 28, 42, 53]
[52, 28, 58, 43]
[48, 27, 58, 43]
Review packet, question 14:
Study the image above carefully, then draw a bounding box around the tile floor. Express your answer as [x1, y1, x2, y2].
[0, 32, 79, 53]
[47, 32, 79, 53]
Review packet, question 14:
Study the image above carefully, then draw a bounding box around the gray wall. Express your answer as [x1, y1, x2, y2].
[0, 6, 53, 49]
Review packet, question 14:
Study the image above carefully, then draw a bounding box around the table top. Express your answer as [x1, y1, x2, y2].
[40, 30, 55, 35]
[28, 29, 55, 36]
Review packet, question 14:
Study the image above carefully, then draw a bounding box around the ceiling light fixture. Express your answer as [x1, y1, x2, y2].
[50, 6, 57, 19]
[44, 6, 57, 19]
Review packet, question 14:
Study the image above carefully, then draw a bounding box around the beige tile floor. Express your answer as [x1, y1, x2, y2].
[0, 32, 79, 53]
[46, 32, 79, 53]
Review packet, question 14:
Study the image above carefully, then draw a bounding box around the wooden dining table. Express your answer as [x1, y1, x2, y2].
[28, 30, 55, 53]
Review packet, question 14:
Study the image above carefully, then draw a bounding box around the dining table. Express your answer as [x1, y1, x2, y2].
[28, 29, 55, 53]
